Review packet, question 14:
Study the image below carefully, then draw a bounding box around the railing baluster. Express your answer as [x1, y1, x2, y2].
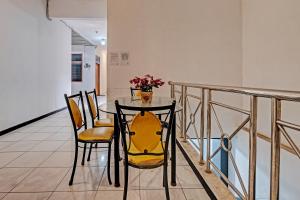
[199, 88, 205, 165]
[180, 85, 184, 138]
[206, 89, 212, 173]
[270, 98, 281, 200]
[248, 96, 258, 200]
[171, 84, 175, 99]
[182, 86, 187, 142]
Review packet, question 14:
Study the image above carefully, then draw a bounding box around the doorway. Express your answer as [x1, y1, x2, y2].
[95, 62, 100, 96]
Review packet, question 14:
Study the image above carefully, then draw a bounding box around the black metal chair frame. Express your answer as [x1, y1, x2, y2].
[115, 100, 176, 200]
[85, 89, 101, 127]
[85, 89, 113, 161]
[64, 91, 113, 186]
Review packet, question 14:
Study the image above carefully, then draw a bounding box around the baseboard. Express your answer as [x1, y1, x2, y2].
[176, 139, 217, 200]
[0, 107, 67, 136]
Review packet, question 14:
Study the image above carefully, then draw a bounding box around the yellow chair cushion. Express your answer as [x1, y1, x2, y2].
[95, 118, 114, 127]
[78, 127, 114, 141]
[69, 99, 83, 129]
[130, 112, 162, 152]
[87, 95, 97, 119]
[128, 141, 165, 168]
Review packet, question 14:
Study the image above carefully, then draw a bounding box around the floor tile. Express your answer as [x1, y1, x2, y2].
[0, 133, 27, 142]
[4, 141, 40, 152]
[14, 126, 41, 133]
[0, 168, 32, 192]
[140, 167, 180, 190]
[177, 166, 203, 189]
[183, 188, 210, 200]
[30, 121, 51, 127]
[94, 190, 140, 200]
[49, 191, 96, 200]
[0, 142, 15, 151]
[40, 152, 74, 168]
[37, 126, 62, 133]
[12, 168, 69, 192]
[2, 192, 51, 200]
[49, 121, 72, 127]
[176, 151, 189, 166]
[6, 152, 53, 168]
[57, 127, 73, 134]
[46, 132, 74, 141]
[0, 193, 7, 199]
[0, 193, 6, 199]
[30, 141, 65, 152]
[57, 141, 75, 152]
[0, 152, 24, 167]
[99, 166, 139, 190]
[83, 150, 112, 167]
[56, 167, 104, 191]
[23, 132, 54, 141]
[140, 189, 186, 200]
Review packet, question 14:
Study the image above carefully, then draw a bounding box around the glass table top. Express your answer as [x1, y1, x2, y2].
[99, 96, 182, 115]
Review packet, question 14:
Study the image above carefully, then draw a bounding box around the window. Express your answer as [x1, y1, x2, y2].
[72, 53, 83, 82]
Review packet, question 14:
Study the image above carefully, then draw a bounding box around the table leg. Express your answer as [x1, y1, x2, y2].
[171, 114, 176, 186]
[114, 114, 120, 187]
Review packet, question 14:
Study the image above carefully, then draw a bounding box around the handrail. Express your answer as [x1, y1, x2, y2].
[169, 81, 300, 101]
[169, 81, 300, 200]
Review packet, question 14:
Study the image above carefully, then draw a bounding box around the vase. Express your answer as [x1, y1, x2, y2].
[140, 91, 153, 103]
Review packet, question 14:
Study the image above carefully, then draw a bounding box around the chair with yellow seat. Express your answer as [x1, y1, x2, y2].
[85, 89, 114, 128]
[64, 92, 113, 186]
[115, 100, 176, 200]
[85, 89, 114, 161]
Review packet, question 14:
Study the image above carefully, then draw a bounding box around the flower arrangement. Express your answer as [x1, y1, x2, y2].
[129, 74, 165, 92]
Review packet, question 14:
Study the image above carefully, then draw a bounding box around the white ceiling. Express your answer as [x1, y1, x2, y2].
[64, 19, 107, 45]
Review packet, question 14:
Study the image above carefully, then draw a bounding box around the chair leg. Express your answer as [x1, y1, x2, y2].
[123, 164, 129, 200]
[81, 143, 87, 166]
[163, 171, 166, 187]
[163, 163, 170, 200]
[107, 142, 112, 185]
[87, 143, 93, 161]
[69, 143, 79, 185]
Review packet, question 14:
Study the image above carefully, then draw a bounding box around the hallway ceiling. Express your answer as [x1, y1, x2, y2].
[63, 19, 107, 46]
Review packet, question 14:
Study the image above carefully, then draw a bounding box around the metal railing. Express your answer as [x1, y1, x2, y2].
[169, 81, 300, 200]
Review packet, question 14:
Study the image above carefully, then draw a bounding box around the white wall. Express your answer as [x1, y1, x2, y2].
[107, 2, 243, 197]
[71, 45, 96, 94]
[0, 0, 71, 131]
[49, 0, 107, 19]
[96, 45, 108, 95]
[107, 0, 300, 198]
[107, 0, 242, 99]
[240, 0, 300, 199]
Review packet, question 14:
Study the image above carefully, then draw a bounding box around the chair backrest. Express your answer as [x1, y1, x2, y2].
[115, 100, 176, 159]
[64, 92, 87, 136]
[130, 111, 162, 152]
[85, 89, 100, 126]
[130, 87, 141, 97]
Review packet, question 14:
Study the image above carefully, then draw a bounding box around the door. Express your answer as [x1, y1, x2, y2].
[95, 63, 100, 95]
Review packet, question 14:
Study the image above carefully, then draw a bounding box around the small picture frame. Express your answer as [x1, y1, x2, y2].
[109, 52, 120, 66]
[120, 52, 130, 65]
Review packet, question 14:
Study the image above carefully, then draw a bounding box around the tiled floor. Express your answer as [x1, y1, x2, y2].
[0, 100, 210, 199]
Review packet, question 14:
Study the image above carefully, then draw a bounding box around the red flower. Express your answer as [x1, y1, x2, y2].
[129, 74, 165, 92]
